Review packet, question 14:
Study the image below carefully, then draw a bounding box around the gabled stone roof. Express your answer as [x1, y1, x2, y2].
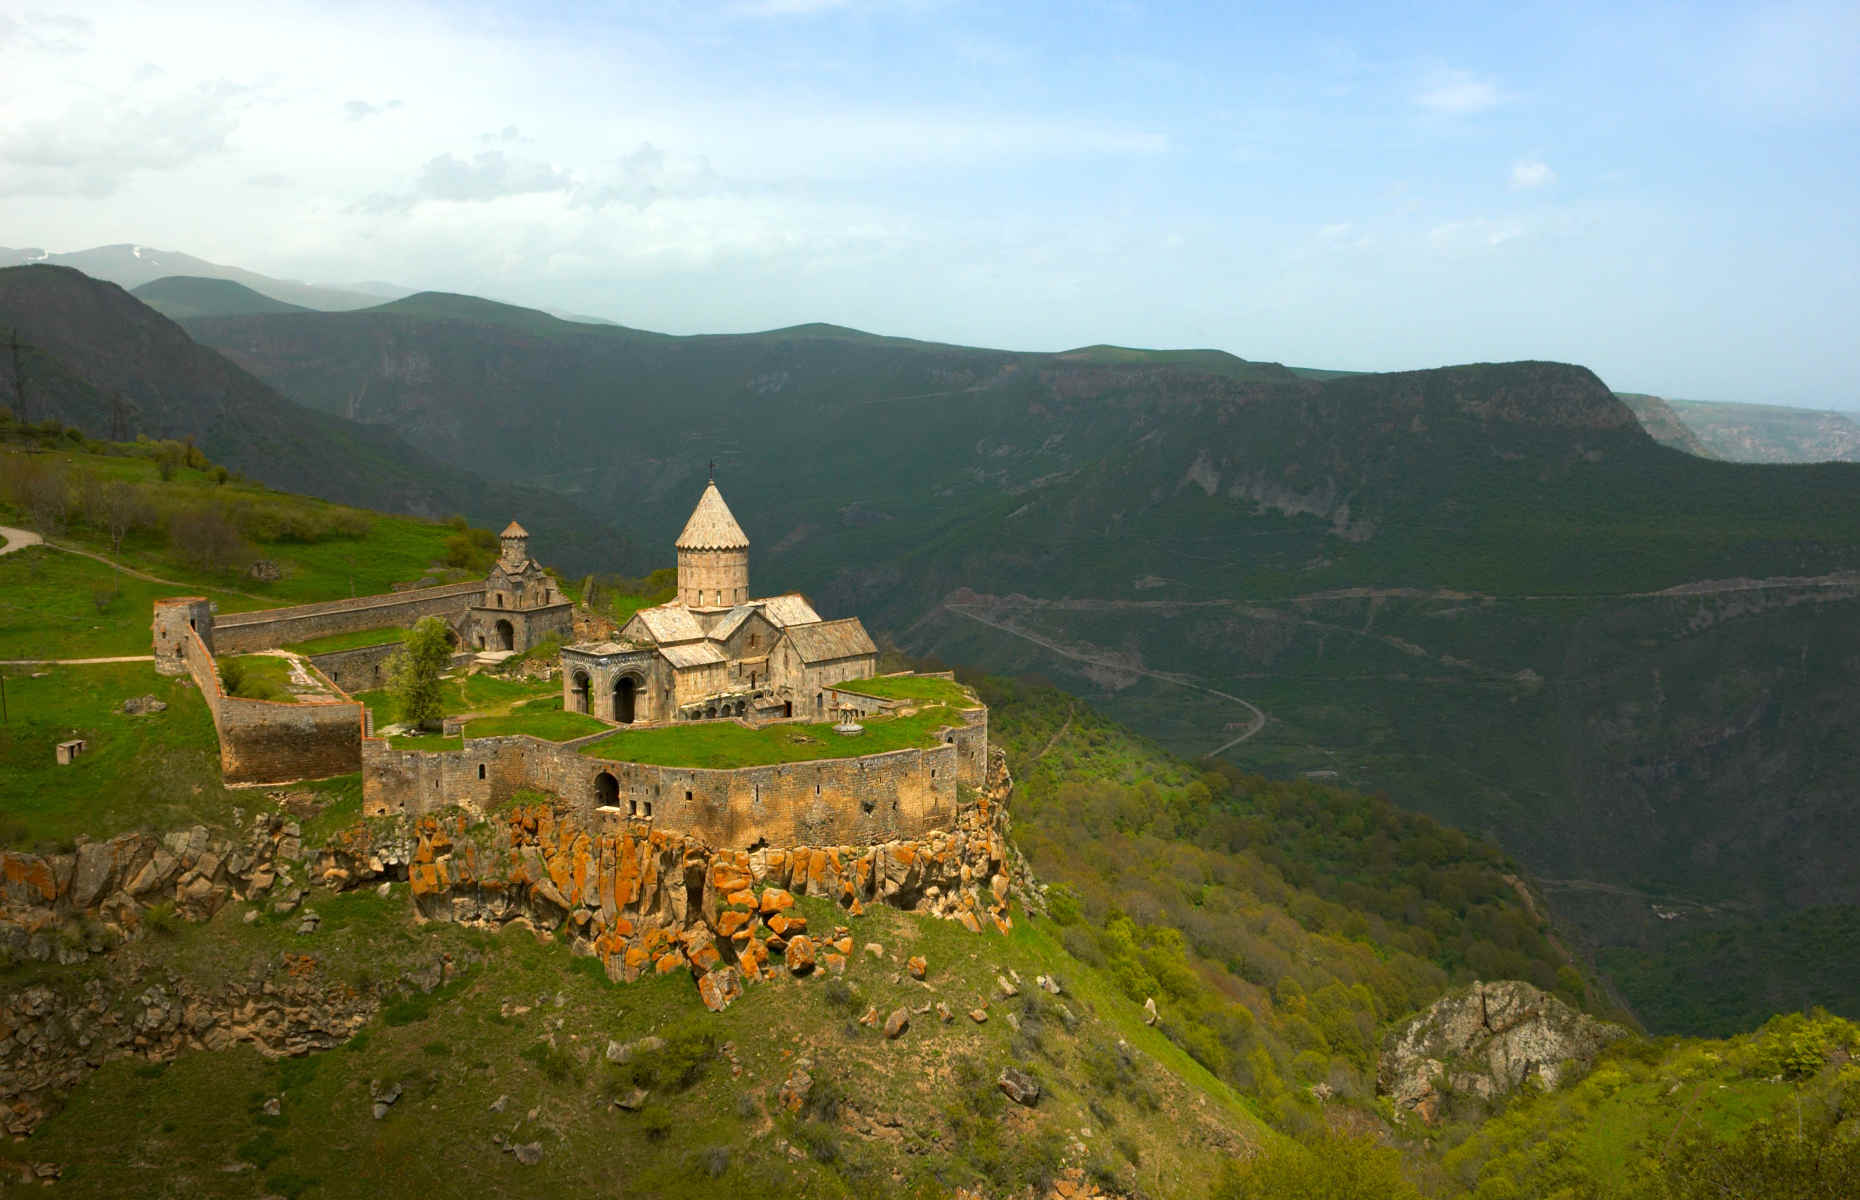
[661, 642, 728, 669]
[675, 482, 750, 551]
[757, 593, 822, 628]
[627, 606, 708, 645]
[786, 617, 877, 664]
[705, 604, 760, 641]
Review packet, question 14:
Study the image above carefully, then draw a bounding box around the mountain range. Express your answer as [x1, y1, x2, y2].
[6, 252, 1860, 1035]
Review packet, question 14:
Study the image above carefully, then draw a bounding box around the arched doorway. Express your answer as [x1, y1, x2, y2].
[494, 619, 514, 651]
[570, 670, 591, 714]
[595, 771, 619, 807]
[615, 676, 638, 724]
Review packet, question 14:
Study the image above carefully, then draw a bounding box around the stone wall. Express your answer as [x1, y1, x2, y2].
[306, 641, 403, 693]
[361, 707, 989, 852]
[330, 747, 1022, 1009]
[210, 581, 486, 652]
[180, 625, 363, 784]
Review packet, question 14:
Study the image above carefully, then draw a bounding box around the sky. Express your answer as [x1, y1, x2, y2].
[2, 0, 1857, 407]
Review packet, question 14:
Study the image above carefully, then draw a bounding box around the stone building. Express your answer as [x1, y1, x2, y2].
[560, 479, 877, 725]
[462, 522, 574, 653]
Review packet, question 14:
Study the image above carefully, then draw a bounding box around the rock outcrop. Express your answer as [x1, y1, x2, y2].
[312, 750, 1022, 1010]
[1, 816, 309, 963]
[1378, 979, 1628, 1122]
[0, 952, 444, 1136]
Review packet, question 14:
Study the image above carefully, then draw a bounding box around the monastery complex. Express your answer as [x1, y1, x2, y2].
[150, 480, 988, 849]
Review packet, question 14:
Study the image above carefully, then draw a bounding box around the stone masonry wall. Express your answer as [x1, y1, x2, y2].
[306, 641, 404, 693]
[211, 581, 486, 652]
[328, 747, 1023, 1011]
[361, 708, 989, 853]
[179, 625, 363, 784]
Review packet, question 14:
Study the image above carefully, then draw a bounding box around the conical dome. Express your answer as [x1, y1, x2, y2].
[675, 482, 750, 551]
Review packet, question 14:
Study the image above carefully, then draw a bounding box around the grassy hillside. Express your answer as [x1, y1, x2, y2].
[0, 266, 634, 573]
[171, 294, 1860, 1037]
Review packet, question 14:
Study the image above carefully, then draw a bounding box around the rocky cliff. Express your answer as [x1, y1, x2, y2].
[1378, 979, 1627, 1123]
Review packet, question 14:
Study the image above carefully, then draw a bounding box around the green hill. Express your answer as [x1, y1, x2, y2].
[4, 457, 1856, 1196]
[0, 265, 632, 573]
[167, 298, 1860, 1036]
[131, 275, 312, 320]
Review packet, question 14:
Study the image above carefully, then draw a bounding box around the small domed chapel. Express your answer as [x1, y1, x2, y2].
[560, 479, 878, 726]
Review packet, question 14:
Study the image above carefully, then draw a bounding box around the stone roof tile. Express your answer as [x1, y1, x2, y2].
[675, 483, 750, 551]
[786, 617, 877, 664]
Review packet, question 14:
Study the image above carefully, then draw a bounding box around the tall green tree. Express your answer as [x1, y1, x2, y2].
[388, 617, 453, 731]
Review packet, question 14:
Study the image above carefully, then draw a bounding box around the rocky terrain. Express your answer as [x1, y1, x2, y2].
[1378, 980, 1627, 1124]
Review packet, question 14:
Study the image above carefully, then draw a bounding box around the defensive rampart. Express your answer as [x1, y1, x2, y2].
[181, 625, 364, 785]
[362, 708, 988, 851]
[211, 581, 486, 652]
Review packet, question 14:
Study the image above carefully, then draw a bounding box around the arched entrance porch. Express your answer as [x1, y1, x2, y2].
[614, 675, 639, 724]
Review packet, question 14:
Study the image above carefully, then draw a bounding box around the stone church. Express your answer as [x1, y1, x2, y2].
[560, 479, 877, 725]
[465, 521, 574, 653]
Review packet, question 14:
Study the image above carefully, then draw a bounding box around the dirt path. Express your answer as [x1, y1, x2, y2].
[943, 602, 1269, 756]
[0, 525, 44, 556]
[7, 530, 273, 602]
[1032, 703, 1074, 760]
[0, 655, 156, 666]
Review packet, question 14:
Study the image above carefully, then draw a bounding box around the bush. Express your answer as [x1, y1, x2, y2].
[170, 504, 254, 573]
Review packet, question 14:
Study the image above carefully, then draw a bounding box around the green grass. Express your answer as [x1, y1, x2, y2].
[1, 446, 465, 607]
[0, 661, 243, 846]
[387, 733, 462, 751]
[352, 673, 558, 730]
[20, 877, 1273, 1199]
[833, 673, 978, 707]
[284, 627, 407, 656]
[0, 545, 253, 660]
[464, 709, 608, 742]
[219, 654, 301, 702]
[579, 705, 964, 768]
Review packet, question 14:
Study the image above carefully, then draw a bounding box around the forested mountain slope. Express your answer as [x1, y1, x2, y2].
[83, 286, 1860, 1033]
[0, 267, 630, 571]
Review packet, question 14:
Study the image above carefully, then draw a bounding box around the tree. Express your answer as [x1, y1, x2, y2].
[86, 478, 153, 553]
[387, 617, 453, 731]
[1213, 1130, 1423, 1200]
[169, 504, 253, 572]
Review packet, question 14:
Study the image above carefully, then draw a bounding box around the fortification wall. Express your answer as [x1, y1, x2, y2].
[307, 642, 402, 693]
[362, 707, 989, 850]
[211, 581, 485, 652]
[178, 626, 363, 784]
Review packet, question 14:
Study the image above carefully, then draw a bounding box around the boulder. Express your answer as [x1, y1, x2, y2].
[908, 955, 927, 980]
[697, 966, 743, 1013]
[997, 1068, 1041, 1107]
[776, 1066, 813, 1113]
[785, 934, 817, 975]
[884, 1009, 910, 1039]
[1378, 979, 1628, 1124]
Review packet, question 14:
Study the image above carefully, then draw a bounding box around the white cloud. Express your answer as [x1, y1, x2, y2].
[1428, 218, 1525, 251]
[1509, 159, 1555, 189]
[1417, 69, 1501, 115]
[0, 79, 255, 196]
[344, 99, 401, 121]
[731, 0, 853, 16]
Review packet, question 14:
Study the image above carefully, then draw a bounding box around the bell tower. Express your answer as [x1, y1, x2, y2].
[675, 473, 750, 611]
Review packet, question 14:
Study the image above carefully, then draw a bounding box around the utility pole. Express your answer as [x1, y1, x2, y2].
[7, 330, 25, 425]
[1, 673, 9, 724]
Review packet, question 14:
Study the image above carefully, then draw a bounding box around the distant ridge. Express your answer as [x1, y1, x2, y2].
[0, 243, 407, 312]
[132, 276, 312, 320]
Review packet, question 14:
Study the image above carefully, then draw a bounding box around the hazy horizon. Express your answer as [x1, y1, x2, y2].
[4, 1, 1856, 409]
